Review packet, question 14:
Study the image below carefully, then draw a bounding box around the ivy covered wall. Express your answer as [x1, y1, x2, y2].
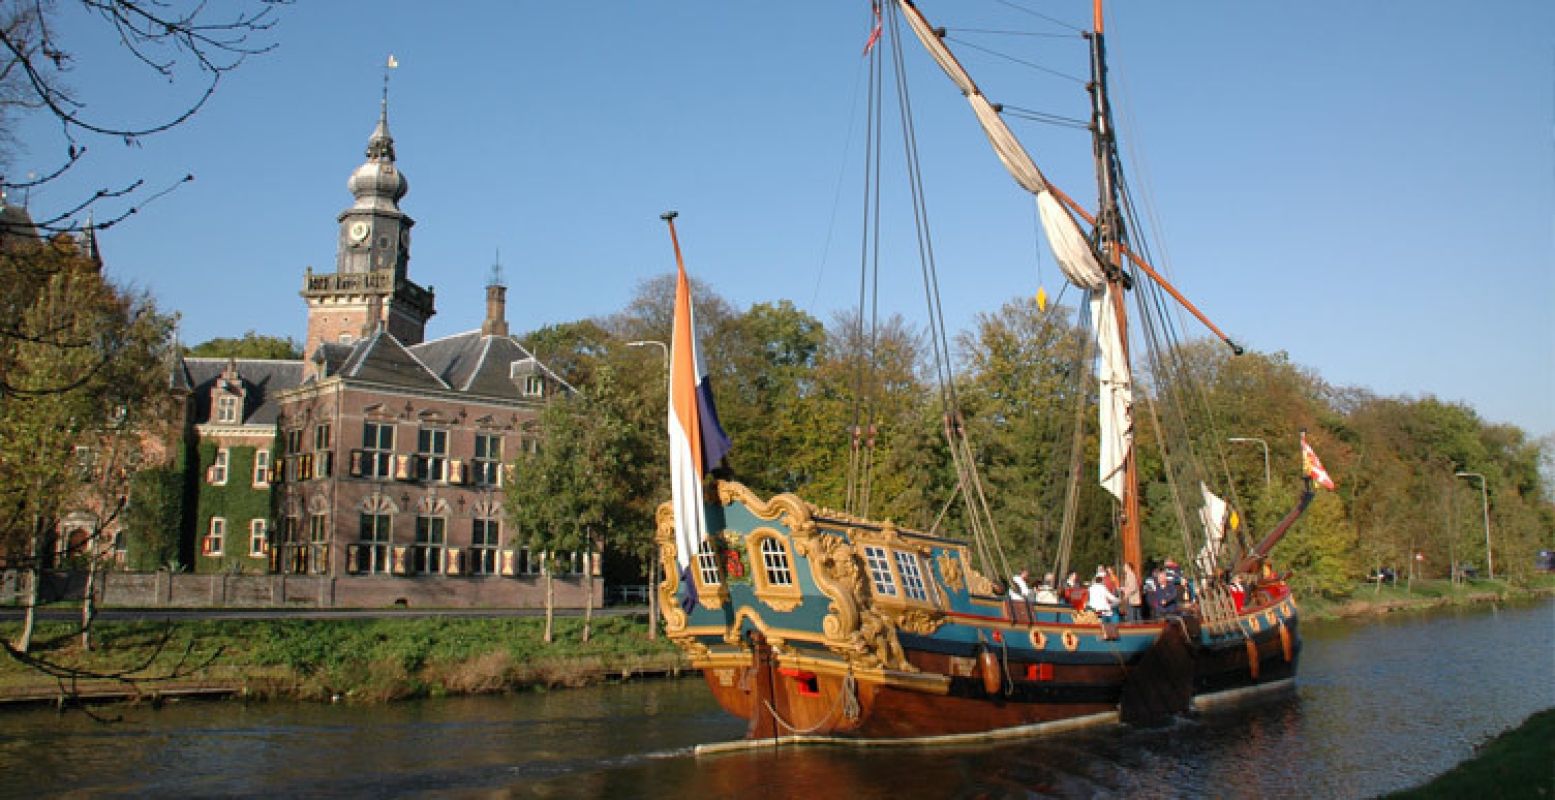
[193, 440, 275, 574]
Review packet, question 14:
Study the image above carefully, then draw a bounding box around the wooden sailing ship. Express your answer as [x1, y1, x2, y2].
[655, 0, 1319, 743]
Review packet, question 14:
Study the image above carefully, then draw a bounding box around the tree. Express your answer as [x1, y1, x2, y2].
[505, 367, 650, 644]
[0, 234, 176, 653]
[185, 330, 299, 360]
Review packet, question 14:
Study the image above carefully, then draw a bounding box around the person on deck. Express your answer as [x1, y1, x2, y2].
[1009, 569, 1033, 601]
[1087, 574, 1120, 621]
[1034, 573, 1059, 605]
[1063, 572, 1086, 610]
[1122, 563, 1142, 622]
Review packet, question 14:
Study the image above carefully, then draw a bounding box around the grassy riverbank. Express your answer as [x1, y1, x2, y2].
[0, 614, 687, 704]
[1297, 575, 1555, 622]
[1383, 707, 1555, 799]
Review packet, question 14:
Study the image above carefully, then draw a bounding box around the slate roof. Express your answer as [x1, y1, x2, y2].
[178, 357, 304, 425]
[331, 330, 447, 390]
[410, 330, 575, 399]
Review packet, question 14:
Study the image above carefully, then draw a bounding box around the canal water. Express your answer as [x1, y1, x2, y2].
[2, 599, 1550, 798]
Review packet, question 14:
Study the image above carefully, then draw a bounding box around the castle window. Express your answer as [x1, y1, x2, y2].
[416, 428, 448, 482]
[414, 515, 446, 574]
[362, 422, 394, 479]
[471, 517, 500, 575]
[473, 433, 502, 487]
[359, 513, 392, 574]
[253, 449, 271, 487]
[249, 519, 269, 557]
[315, 423, 332, 451]
[74, 446, 96, 482]
[216, 395, 240, 424]
[515, 546, 544, 575]
[308, 512, 329, 574]
[209, 449, 229, 486]
[203, 517, 226, 556]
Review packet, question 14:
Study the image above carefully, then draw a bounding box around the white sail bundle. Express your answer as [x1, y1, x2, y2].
[1092, 287, 1133, 501]
[1195, 483, 1230, 574]
[896, 0, 1107, 290]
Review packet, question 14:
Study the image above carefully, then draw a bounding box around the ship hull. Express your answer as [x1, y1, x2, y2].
[658, 482, 1301, 741]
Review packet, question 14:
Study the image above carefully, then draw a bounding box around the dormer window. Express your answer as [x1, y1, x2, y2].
[216, 395, 240, 424]
[524, 375, 543, 397]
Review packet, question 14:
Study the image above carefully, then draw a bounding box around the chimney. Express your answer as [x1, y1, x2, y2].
[482, 282, 508, 337]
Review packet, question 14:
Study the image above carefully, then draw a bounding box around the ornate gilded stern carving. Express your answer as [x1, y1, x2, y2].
[936, 552, 965, 593]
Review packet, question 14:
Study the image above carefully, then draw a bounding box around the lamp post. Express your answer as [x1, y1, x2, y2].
[626, 340, 668, 373]
[1454, 471, 1492, 580]
[1228, 437, 1270, 489]
[626, 339, 669, 639]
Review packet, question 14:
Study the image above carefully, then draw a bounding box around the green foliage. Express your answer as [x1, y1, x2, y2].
[0, 236, 177, 566]
[184, 330, 301, 360]
[192, 442, 273, 572]
[125, 462, 185, 570]
[518, 283, 1554, 600]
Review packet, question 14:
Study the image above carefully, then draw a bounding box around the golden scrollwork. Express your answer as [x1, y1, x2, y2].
[936, 552, 965, 593]
[893, 608, 946, 635]
[716, 480, 813, 533]
[1072, 610, 1100, 626]
[793, 527, 862, 646]
[654, 503, 690, 634]
[848, 607, 914, 672]
[966, 570, 998, 597]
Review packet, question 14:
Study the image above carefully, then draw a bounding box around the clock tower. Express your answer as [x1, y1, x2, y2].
[301, 99, 436, 374]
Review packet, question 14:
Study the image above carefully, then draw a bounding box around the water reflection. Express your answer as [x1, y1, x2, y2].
[0, 600, 1549, 798]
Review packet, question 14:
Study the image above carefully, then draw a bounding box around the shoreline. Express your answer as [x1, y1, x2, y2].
[1, 578, 1549, 709]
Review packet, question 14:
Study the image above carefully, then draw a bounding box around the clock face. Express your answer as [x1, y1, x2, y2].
[348, 221, 370, 243]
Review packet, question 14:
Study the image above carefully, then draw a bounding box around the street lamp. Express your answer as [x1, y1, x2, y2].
[1228, 437, 1270, 489]
[1454, 471, 1492, 580]
[626, 340, 668, 372]
[626, 339, 669, 641]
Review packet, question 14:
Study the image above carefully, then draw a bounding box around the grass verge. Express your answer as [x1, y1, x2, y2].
[1298, 575, 1555, 621]
[1382, 707, 1555, 799]
[0, 614, 688, 704]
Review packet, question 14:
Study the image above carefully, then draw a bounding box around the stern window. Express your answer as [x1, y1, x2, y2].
[895, 550, 928, 601]
[759, 537, 793, 587]
[864, 545, 898, 597]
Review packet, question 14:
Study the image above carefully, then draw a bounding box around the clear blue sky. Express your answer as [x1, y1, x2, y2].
[14, 1, 1554, 439]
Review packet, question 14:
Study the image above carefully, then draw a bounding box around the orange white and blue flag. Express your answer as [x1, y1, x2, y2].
[1301, 431, 1336, 491]
[666, 215, 730, 611]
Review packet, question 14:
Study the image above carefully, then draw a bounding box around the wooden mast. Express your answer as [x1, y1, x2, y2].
[1087, 0, 1142, 579]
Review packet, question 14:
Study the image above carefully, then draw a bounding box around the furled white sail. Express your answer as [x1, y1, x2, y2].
[1195, 483, 1230, 573]
[1092, 287, 1132, 501]
[895, 0, 1107, 291]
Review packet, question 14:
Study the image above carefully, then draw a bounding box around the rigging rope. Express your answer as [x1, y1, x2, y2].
[885, 2, 1009, 582]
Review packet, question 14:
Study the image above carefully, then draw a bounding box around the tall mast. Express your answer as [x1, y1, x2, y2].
[1086, 0, 1142, 578]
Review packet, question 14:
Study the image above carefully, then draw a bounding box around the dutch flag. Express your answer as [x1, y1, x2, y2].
[665, 214, 731, 612]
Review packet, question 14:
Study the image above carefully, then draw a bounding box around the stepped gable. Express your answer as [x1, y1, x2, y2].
[180, 357, 304, 425]
[335, 329, 447, 390]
